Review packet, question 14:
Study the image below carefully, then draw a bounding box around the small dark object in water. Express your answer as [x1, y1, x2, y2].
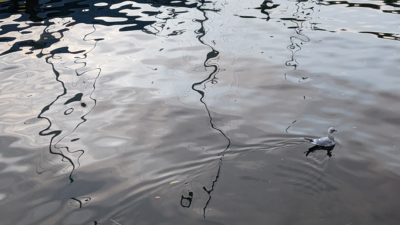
[180, 191, 193, 208]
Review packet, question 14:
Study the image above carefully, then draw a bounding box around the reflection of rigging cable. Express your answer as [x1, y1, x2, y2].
[145, 8, 178, 36]
[37, 22, 75, 183]
[283, 0, 316, 132]
[55, 24, 101, 169]
[68, 4, 102, 212]
[191, 0, 231, 219]
[37, 19, 100, 183]
[284, 0, 314, 80]
[38, 60, 75, 182]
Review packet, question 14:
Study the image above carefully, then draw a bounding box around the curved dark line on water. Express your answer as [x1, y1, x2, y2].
[37, 24, 75, 182]
[284, 0, 316, 78]
[70, 196, 92, 208]
[58, 25, 101, 162]
[37, 23, 100, 183]
[71, 197, 83, 208]
[192, 0, 231, 219]
[285, 120, 297, 133]
[283, 0, 316, 126]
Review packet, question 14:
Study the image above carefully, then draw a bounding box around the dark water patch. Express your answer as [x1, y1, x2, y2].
[319, 0, 400, 15]
[64, 93, 83, 105]
[0, 36, 16, 42]
[359, 31, 400, 41]
[313, 26, 400, 42]
[0, 0, 198, 57]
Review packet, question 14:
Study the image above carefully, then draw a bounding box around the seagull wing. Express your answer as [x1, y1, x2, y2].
[312, 137, 335, 147]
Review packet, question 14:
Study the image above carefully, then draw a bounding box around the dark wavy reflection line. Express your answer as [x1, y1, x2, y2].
[71, 196, 92, 208]
[191, 0, 231, 219]
[145, 8, 188, 37]
[285, 120, 297, 133]
[60, 24, 101, 177]
[56, 65, 101, 169]
[55, 24, 101, 169]
[37, 22, 100, 183]
[284, 0, 314, 79]
[234, 0, 280, 20]
[37, 42, 75, 182]
[71, 24, 101, 75]
[257, 0, 280, 19]
[281, 0, 316, 132]
[68, 24, 100, 131]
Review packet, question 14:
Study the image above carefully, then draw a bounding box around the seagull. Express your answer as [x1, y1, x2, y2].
[305, 127, 337, 147]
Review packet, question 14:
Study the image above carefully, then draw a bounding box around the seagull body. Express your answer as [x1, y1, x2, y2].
[305, 127, 337, 147]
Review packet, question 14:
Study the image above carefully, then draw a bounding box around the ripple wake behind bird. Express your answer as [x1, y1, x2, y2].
[274, 152, 338, 197]
[230, 134, 339, 197]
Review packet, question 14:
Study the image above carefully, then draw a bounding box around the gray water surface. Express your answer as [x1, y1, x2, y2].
[0, 0, 400, 224]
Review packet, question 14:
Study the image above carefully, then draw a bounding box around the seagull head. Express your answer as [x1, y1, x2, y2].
[328, 127, 337, 134]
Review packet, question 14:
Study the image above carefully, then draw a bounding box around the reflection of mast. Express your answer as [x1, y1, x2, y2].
[145, 8, 186, 37]
[284, 0, 315, 81]
[37, 20, 101, 183]
[191, 0, 231, 219]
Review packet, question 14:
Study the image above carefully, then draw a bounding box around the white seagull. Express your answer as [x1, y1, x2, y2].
[305, 127, 337, 147]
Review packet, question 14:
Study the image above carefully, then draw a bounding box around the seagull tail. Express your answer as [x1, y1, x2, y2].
[304, 137, 314, 143]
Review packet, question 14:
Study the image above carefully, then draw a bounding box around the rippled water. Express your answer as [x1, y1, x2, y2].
[0, 0, 399, 224]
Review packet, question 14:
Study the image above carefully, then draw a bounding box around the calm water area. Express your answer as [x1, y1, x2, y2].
[0, 0, 399, 224]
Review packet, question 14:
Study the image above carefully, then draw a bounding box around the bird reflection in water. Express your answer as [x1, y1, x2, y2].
[305, 145, 335, 157]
